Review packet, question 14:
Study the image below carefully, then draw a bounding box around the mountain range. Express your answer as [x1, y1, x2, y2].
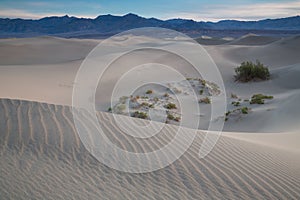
[1, 13, 300, 38]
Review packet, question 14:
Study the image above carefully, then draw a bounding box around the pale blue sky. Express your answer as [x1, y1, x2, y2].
[0, 0, 299, 21]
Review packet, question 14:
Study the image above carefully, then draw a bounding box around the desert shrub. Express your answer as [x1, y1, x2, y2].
[241, 107, 249, 114]
[250, 94, 273, 104]
[167, 113, 180, 122]
[164, 103, 177, 109]
[163, 93, 169, 98]
[199, 97, 211, 104]
[231, 93, 238, 99]
[232, 101, 240, 107]
[225, 111, 231, 116]
[146, 90, 153, 94]
[107, 107, 112, 112]
[140, 102, 150, 107]
[200, 79, 206, 86]
[131, 111, 148, 119]
[199, 89, 204, 95]
[234, 60, 270, 82]
[167, 113, 175, 120]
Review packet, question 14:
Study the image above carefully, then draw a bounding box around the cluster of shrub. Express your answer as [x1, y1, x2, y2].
[235, 60, 270, 82]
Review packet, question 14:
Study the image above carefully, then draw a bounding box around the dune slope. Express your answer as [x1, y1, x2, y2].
[0, 99, 299, 199]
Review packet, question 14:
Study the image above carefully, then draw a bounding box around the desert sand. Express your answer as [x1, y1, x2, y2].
[0, 35, 300, 199]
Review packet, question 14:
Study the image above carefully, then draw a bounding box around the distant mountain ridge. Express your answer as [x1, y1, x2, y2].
[1, 13, 300, 38]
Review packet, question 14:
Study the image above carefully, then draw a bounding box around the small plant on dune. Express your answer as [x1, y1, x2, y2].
[231, 101, 240, 107]
[167, 113, 175, 120]
[163, 93, 169, 98]
[199, 97, 211, 104]
[231, 93, 238, 99]
[234, 60, 270, 82]
[200, 79, 206, 86]
[224, 107, 250, 122]
[199, 89, 204, 95]
[167, 113, 180, 122]
[225, 111, 231, 116]
[224, 112, 230, 121]
[107, 107, 112, 112]
[250, 94, 273, 104]
[146, 90, 153, 94]
[131, 111, 148, 119]
[164, 103, 177, 109]
[241, 107, 249, 114]
[140, 102, 150, 107]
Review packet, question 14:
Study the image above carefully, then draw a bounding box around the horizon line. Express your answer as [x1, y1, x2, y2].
[1, 13, 299, 23]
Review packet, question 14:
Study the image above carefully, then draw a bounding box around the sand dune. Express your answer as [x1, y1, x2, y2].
[0, 35, 300, 199]
[1, 36, 300, 132]
[0, 37, 98, 65]
[228, 34, 280, 46]
[0, 98, 299, 199]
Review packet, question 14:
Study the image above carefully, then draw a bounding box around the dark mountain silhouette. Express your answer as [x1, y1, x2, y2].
[0, 13, 300, 38]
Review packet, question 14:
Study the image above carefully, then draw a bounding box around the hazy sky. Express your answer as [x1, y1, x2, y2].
[0, 0, 299, 21]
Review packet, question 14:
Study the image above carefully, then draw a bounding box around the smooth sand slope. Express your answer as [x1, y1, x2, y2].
[0, 99, 299, 199]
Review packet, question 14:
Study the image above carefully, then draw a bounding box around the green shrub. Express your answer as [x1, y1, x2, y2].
[250, 94, 273, 104]
[241, 107, 249, 114]
[167, 113, 180, 122]
[146, 90, 153, 94]
[200, 79, 206, 86]
[107, 107, 112, 112]
[167, 113, 175, 120]
[199, 97, 211, 104]
[232, 101, 240, 107]
[199, 89, 204, 95]
[131, 111, 148, 119]
[225, 111, 231, 116]
[164, 103, 177, 109]
[234, 60, 270, 82]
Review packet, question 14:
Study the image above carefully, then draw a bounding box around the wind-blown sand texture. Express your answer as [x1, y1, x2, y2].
[0, 99, 299, 199]
[0, 35, 300, 199]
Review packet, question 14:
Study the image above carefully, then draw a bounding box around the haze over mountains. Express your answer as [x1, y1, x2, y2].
[1, 13, 300, 38]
